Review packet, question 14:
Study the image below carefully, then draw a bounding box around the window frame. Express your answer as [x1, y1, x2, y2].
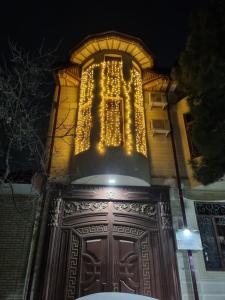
[195, 202, 225, 271]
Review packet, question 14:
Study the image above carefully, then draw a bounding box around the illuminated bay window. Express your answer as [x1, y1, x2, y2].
[75, 55, 147, 157]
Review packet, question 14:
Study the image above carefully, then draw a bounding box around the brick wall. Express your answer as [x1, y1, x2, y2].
[0, 194, 38, 300]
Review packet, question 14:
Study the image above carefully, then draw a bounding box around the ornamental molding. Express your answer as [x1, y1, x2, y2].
[113, 225, 145, 237]
[62, 185, 168, 202]
[140, 235, 152, 296]
[159, 201, 172, 230]
[75, 225, 108, 235]
[195, 203, 225, 216]
[113, 202, 156, 217]
[64, 201, 108, 216]
[49, 196, 62, 226]
[66, 233, 79, 300]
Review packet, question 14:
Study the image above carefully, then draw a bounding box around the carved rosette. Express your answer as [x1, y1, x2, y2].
[49, 196, 62, 227]
[64, 201, 108, 216]
[113, 202, 156, 217]
[159, 202, 172, 230]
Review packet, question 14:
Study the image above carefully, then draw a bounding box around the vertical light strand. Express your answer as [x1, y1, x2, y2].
[132, 68, 147, 156]
[97, 62, 106, 154]
[105, 60, 122, 147]
[98, 60, 123, 150]
[75, 65, 95, 155]
[122, 70, 133, 155]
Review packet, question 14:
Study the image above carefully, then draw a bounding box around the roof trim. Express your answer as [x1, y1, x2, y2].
[70, 31, 154, 69]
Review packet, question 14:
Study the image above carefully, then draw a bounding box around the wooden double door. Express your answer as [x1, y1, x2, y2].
[42, 189, 180, 300]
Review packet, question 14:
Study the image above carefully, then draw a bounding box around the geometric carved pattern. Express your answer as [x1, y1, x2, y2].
[66, 232, 79, 300]
[49, 196, 62, 227]
[215, 217, 225, 225]
[76, 225, 108, 235]
[140, 235, 151, 296]
[113, 202, 156, 217]
[64, 201, 108, 216]
[159, 202, 172, 230]
[195, 202, 225, 216]
[113, 225, 145, 237]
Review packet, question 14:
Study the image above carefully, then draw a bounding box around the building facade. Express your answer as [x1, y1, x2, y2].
[1, 31, 225, 300]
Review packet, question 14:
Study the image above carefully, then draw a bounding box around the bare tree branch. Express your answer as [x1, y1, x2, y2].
[0, 41, 75, 185]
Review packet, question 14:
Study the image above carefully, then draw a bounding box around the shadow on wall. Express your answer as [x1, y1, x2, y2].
[71, 147, 150, 183]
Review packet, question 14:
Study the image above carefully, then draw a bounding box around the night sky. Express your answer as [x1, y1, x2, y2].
[0, 0, 207, 70]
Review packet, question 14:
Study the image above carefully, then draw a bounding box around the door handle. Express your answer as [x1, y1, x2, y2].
[113, 283, 119, 292]
[101, 283, 107, 291]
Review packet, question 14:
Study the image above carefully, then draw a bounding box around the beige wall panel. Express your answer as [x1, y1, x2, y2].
[145, 97, 176, 179]
[49, 83, 79, 181]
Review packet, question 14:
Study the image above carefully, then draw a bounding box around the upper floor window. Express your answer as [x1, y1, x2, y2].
[195, 202, 225, 271]
[183, 113, 200, 158]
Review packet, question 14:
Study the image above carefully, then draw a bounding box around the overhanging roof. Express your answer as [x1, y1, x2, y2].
[70, 31, 154, 69]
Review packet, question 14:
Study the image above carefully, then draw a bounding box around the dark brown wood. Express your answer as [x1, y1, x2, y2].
[41, 185, 181, 300]
[61, 185, 169, 202]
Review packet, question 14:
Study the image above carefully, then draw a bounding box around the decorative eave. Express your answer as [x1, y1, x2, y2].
[70, 31, 154, 70]
[142, 70, 177, 93]
[142, 71, 169, 92]
[57, 65, 80, 87]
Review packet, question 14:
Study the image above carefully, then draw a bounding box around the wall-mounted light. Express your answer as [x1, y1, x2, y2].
[183, 228, 191, 237]
[175, 228, 203, 251]
[108, 179, 116, 184]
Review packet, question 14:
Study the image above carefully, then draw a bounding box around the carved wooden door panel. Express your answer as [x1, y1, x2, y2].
[65, 225, 158, 298]
[79, 229, 109, 295]
[112, 237, 140, 293]
[42, 197, 180, 300]
[111, 225, 161, 298]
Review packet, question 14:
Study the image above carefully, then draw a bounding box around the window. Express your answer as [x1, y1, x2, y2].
[150, 119, 170, 136]
[104, 55, 122, 63]
[183, 113, 200, 158]
[195, 202, 225, 271]
[149, 92, 167, 109]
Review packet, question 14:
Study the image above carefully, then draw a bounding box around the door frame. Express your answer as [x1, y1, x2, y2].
[40, 184, 181, 300]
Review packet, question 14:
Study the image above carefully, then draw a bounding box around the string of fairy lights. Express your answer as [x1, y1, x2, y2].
[75, 59, 147, 157]
[74, 64, 95, 155]
[99, 60, 123, 151]
[132, 69, 147, 156]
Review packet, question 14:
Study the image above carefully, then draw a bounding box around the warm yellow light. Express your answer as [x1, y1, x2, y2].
[98, 62, 106, 153]
[75, 64, 96, 155]
[132, 69, 147, 156]
[98, 60, 123, 150]
[75, 58, 147, 158]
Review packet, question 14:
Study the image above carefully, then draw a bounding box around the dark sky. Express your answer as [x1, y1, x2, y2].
[0, 0, 207, 69]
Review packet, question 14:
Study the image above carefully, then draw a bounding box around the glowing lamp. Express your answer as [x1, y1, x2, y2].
[108, 179, 116, 184]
